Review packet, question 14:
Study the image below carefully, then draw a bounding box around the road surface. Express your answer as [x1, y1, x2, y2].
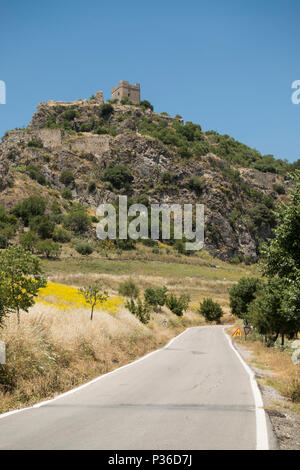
[0, 326, 273, 450]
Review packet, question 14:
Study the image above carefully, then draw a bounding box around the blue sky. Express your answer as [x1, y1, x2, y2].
[1, 0, 299, 161]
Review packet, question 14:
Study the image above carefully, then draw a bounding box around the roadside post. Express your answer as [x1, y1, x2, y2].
[0, 341, 6, 364]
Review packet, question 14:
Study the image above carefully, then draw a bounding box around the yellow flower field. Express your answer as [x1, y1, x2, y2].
[37, 282, 123, 314]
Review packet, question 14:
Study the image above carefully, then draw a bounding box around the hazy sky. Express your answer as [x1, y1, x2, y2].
[1, 0, 299, 161]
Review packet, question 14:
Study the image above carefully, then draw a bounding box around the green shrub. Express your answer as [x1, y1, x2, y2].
[19, 231, 39, 252]
[99, 103, 114, 119]
[53, 226, 71, 243]
[103, 164, 134, 190]
[188, 176, 205, 195]
[59, 170, 75, 186]
[166, 293, 190, 316]
[144, 286, 168, 311]
[198, 298, 223, 323]
[61, 188, 73, 200]
[29, 215, 55, 239]
[12, 196, 46, 226]
[37, 239, 61, 258]
[140, 100, 154, 111]
[75, 242, 93, 255]
[64, 206, 91, 234]
[272, 183, 285, 195]
[79, 123, 91, 132]
[27, 140, 43, 148]
[229, 277, 263, 322]
[125, 298, 151, 324]
[88, 181, 96, 193]
[118, 279, 139, 299]
[26, 164, 47, 185]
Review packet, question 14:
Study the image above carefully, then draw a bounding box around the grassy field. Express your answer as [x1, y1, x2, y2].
[0, 246, 258, 414]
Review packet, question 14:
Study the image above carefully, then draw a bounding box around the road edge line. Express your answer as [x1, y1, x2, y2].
[0, 326, 196, 421]
[223, 327, 269, 450]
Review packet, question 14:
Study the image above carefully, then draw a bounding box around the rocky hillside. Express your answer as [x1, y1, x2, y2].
[0, 96, 293, 262]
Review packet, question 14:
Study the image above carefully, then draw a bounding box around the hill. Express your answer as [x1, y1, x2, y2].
[0, 95, 295, 262]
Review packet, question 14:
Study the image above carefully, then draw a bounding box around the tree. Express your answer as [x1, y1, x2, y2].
[166, 293, 190, 316]
[12, 195, 46, 226]
[0, 246, 46, 324]
[229, 277, 263, 324]
[262, 171, 300, 280]
[102, 164, 134, 190]
[144, 286, 168, 311]
[118, 279, 139, 299]
[59, 170, 75, 186]
[125, 297, 151, 324]
[64, 205, 91, 234]
[140, 100, 154, 111]
[78, 282, 108, 321]
[29, 215, 55, 239]
[199, 298, 223, 324]
[37, 239, 61, 258]
[99, 103, 114, 120]
[19, 231, 39, 252]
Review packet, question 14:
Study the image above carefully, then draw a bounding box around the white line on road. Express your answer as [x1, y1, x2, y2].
[223, 327, 269, 450]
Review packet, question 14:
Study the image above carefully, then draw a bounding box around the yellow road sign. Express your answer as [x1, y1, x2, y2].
[232, 328, 242, 337]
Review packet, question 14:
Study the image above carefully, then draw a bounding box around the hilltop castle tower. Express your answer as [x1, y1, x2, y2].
[111, 81, 140, 104]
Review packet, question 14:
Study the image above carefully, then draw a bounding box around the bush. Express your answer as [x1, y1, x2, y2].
[61, 188, 73, 200]
[64, 206, 91, 234]
[118, 279, 139, 299]
[37, 239, 61, 258]
[12, 196, 46, 226]
[103, 164, 134, 190]
[88, 181, 96, 193]
[229, 277, 263, 323]
[188, 176, 205, 195]
[27, 140, 43, 148]
[272, 183, 285, 195]
[53, 226, 71, 243]
[29, 215, 55, 239]
[79, 123, 91, 132]
[60, 170, 75, 186]
[144, 286, 167, 311]
[166, 293, 190, 316]
[26, 164, 47, 185]
[75, 241, 93, 255]
[125, 298, 151, 324]
[199, 298, 223, 323]
[99, 103, 114, 119]
[19, 231, 39, 252]
[140, 100, 154, 111]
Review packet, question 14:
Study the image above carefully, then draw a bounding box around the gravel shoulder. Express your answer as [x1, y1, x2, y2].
[236, 342, 300, 450]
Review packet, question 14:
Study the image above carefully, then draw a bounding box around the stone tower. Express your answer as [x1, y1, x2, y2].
[111, 81, 140, 104]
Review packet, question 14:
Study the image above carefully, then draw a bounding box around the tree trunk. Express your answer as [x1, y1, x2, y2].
[17, 307, 20, 325]
[281, 331, 285, 347]
[90, 305, 94, 321]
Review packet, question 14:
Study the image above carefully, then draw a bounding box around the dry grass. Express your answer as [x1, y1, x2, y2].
[230, 325, 300, 409]
[0, 295, 204, 414]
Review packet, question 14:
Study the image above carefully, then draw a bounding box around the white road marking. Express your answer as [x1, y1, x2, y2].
[223, 327, 269, 450]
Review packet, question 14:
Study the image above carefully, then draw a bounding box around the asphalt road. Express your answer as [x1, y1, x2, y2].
[0, 326, 272, 450]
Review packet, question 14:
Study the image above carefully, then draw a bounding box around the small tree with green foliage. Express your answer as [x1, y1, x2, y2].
[79, 282, 108, 321]
[144, 286, 168, 311]
[118, 279, 140, 299]
[229, 277, 263, 324]
[166, 293, 190, 316]
[199, 298, 223, 324]
[0, 246, 46, 324]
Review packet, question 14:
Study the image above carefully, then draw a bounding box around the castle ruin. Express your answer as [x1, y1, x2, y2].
[111, 81, 140, 104]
